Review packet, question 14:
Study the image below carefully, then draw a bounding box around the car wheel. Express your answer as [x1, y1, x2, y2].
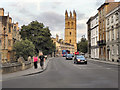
[85, 62, 87, 64]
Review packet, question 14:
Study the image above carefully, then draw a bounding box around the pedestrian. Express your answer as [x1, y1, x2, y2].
[39, 52, 45, 70]
[33, 55, 38, 69]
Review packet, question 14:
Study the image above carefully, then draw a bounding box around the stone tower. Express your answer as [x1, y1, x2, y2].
[65, 10, 77, 52]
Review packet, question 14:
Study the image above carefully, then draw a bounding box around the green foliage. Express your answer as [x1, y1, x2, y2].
[13, 39, 35, 60]
[77, 38, 88, 53]
[20, 20, 55, 55]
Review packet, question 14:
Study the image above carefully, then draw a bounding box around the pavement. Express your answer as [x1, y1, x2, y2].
[87, 58, 119, 65]
[2, 57, 54, 81]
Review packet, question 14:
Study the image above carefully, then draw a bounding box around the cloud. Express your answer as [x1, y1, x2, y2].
[37, 11, 65, 38]
[1, 0, 93, 42]
[77, 12, 88, 20]
[95, 0, 104, 7]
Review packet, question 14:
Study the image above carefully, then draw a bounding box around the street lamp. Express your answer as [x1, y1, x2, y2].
[3, 27, 6, 49]
[3, 27, 6, 63]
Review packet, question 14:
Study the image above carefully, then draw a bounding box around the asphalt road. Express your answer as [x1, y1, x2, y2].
[2, 57, 118, 88]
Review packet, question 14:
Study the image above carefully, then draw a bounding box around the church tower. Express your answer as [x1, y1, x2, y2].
[65, 10, 77, 52]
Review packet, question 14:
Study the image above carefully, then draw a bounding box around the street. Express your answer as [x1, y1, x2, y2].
[2, 57, 118, 88]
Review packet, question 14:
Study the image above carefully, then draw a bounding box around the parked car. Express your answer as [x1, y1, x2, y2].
[74, 55, 87, 64]
[66, 54, 73, 60]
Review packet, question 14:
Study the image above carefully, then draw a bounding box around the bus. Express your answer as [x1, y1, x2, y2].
[62, 50, 70, 57]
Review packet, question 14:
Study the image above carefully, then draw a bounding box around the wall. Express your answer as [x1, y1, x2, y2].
[1, 57, 33, 74]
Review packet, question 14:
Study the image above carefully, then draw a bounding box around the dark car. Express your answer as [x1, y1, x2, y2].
[66, 54, 73, 60]
[74, 55, 87, 64]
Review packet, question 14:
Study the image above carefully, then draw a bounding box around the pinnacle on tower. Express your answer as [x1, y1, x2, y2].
[65, 10, 68, 18]
[70, 11, 72, 17]
[73, 10, 76, 18]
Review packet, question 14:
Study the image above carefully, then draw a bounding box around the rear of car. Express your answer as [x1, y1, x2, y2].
[74, 55, 87, 64]
[66, 54, 73, 60]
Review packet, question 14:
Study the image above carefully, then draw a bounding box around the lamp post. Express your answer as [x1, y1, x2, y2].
[3, 27, 6, 63]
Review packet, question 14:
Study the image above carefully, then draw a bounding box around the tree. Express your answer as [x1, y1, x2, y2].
[20, 20, 55, 55]
[77, 38, 88, 53]
[13, 39, 35, 60]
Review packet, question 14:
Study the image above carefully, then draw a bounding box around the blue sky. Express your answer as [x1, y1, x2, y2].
[0, 0, 119, 42]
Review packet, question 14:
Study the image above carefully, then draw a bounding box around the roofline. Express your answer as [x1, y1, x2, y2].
[97, 3, 109, 10]
[86, 17, 93, 24]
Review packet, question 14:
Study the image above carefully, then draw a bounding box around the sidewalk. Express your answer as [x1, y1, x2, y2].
[87, 58, 119, 65]
[2, 57, 54, 81]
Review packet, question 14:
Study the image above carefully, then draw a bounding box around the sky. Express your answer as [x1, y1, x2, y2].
[0, 0, 119, 42]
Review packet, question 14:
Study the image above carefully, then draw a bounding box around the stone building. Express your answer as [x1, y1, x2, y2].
[0, 8, 21, 63]
[97, 0, 119, 60]
[65, 10, 77, 52]
[52, 34, 74, 56]
[86, 17, 93, 58]
[106, 3, 120, 62]
[90, 13, 99, 59]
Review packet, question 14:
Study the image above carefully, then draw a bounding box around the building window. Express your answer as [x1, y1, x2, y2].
[0, 40, 1, 49]
[103, 7, 104, 16]
[111, 16, 113, 23]
[116, 24, 119, 39]
[103, 33, 104, 40]
[96, 17, 98, 24]
[103, 20, 104, 28]
[101, 48, 103, 55]
[68, 22, 70, 26]
[108, 31, 109, 41]
[70, 32, 71, 35]
[111, 26, 114, 40]
[107, 19, 109, 25]
[100, 22, 101, 29]
[117, 29, 119, 39]
[117, 45, 119, 55]
[115, 12, 119, 21]
[9, 25, 11, 33]
[112, 45, 114, 55]
[112, 30, 114, 40]
[71, 22, 74, 26]
[70, 39, 71, 43]
[8, 40, 11, 46]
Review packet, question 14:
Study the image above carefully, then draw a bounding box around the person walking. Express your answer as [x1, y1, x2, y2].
[33, 55, 38, 69]
[39, 52, 45, 70]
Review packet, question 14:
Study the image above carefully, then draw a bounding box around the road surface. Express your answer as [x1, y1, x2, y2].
[2, 57, 118, 88]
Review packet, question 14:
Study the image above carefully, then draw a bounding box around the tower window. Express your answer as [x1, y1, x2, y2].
[72, 22, 74, 26]
[68, 22, 70, 26]
[70, 39, 71, 43]
[70, 32, 71, 35]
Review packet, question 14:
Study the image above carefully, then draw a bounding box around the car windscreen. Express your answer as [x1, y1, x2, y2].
[67, 54, 72, 57]
[76, 56, 85, 59]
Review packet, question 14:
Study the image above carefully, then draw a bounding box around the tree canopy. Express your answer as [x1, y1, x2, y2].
[13, 39, 35, 60]
[20, 21, 55, 55]
[77, 38, 88, 53]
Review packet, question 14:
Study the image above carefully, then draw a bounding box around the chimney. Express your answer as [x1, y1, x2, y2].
[105, 0, 115, 3]
[0, 8, 4, 16]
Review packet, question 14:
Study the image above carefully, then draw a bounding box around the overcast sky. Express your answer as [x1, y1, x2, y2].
[0, 0, 119, 42]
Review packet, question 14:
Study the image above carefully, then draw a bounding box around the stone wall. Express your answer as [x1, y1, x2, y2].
[1, 56, 33, 74]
